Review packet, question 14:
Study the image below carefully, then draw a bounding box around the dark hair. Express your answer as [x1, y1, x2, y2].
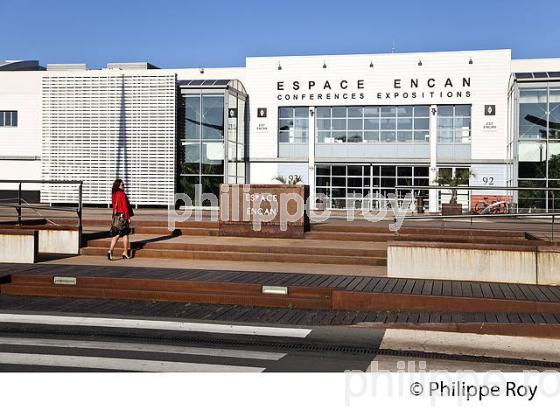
[112, 178, 124, 193]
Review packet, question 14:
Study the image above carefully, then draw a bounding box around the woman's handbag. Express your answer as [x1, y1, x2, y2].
[110, 200, 128, 234]
[111, 212, 127, 231]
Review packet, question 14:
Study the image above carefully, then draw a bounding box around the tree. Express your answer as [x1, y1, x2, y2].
[272, 175, 303, 184]
[433, 169, 474, 205]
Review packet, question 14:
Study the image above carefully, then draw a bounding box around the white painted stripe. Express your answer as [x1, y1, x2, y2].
[0, 352, 264, 372]
[0, 313, 312, 338]
[0, 336, 286, 361]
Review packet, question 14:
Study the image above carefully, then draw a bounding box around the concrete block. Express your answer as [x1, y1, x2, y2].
[536, 247, 560, 286]
[0, 232, 37, 263]
[38, 229, 80, 255]
[388, 243, 537, 284]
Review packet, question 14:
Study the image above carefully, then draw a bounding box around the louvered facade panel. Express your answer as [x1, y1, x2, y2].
[41, 74, 176, 205]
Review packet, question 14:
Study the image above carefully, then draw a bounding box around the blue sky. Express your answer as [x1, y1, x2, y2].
[1, 0, 558, 68]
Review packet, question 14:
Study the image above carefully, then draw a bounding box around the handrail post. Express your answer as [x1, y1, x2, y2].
[78, 182, 83, 246]
[553, 215, 555, 241]
[17, 182, 22, 226]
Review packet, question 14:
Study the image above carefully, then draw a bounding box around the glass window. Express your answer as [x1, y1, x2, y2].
[380, 118, 396, 130]
[364, 107, 380, 117]
[279, 131, 290, 143]
[179, 93, 227, 206]
[201, 95, 224, 140]
[316, 165, 330, 175]
[316, 105, 432, 144]
[185, 96, 201, 139]
[279, 107, 293, 118]
[414, 118, 429, 129]
[278, 106, 309, 144]
[279, 119, 293, 131]
[437, 104, 471, 144]
[348, 118, 362, 130]
[347, 131, 363, 143]
[316, 107, 330, 118]
[414, 106, 429, 116]
[316, 118, 331, 130]
[397, 131, 413, 142]
[519, 89, 547, 140]
[455, 105, 471, 116]
[396, 106, 413, 116]
[364, 131, 380, 142]
[202, 142, 224, 175]
[332, 107, 346, 117]
[180, 142, 201, 175]
[381, 106, 396, 116]
[414, 167, 429, 177]
[549, 89, 560, 140]
[397, 118, 412, 130]
[397, 167, 412, 176]
[348, 107, 363, 117]
[317, 131, 331, 143]
[381, 131, 396, 142]
[414, 130, 429, 142]
[438, 106, 453, 116]
[11, 112, 17, 127]
[364, 118, 379, 130]
[332, 119, 346, 130]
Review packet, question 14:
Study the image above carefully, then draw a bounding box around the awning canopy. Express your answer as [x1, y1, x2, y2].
[178, 79, 246, 96]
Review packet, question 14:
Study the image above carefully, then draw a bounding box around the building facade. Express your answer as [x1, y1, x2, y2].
[0, 50, 559, 210]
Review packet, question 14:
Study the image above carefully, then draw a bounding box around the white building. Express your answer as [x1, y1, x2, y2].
[1, 50, 559, 210]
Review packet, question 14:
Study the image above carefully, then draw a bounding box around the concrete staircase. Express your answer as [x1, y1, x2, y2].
[79, 217, 543, 268]
[80, 219, 387, 267]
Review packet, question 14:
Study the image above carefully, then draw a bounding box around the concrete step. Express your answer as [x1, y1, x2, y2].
[68, 218, 219, 230]
[83, 225, 218, 236]
[81, 246, 387, 266]
[305, 231, 539, 245]
[310, 223, 528, 238]
[85, 237, 387, 258]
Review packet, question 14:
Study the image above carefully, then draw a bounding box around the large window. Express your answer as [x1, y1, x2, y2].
[316, 105, 429, 143]
[517, 87, 560, 210]
[179, 94, 225, 204]
[278, 107, 309, 143]
[437, 105, 471, 143]
[316, 164, 429, 209]
[0, 111, 17, 127]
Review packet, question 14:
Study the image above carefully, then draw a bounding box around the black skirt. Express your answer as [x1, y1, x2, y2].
[110, 217, 131, 238]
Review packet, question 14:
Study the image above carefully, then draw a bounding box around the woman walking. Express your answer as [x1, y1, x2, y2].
[108, 178, 134, 260]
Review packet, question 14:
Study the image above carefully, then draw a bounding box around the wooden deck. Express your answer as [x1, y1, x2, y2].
[1, 263, 559, 316]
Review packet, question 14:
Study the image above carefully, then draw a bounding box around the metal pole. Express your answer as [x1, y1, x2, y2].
[78, 182, 83, 246]
[552, 215, 555, 241]
[17, 182, 22, 226]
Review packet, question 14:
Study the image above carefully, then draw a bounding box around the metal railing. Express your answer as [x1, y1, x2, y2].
[393, 185, 560, 239]
[0, 180, 83, 234]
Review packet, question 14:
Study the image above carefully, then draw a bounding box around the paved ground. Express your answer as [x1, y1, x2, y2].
[0, 296, 555, 372]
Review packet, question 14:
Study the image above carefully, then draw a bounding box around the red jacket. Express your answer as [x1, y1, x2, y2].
[112, 190, 134, 220]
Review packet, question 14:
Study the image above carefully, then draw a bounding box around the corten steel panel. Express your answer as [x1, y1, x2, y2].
[218, 184, 310, 238]
[0, 284, 331, 310]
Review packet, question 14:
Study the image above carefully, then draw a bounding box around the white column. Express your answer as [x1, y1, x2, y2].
[308, 107, 316, 209]
[429, 105, 438, 213]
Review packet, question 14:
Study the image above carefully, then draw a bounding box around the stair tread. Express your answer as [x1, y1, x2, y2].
[85, 234, 388, 250]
